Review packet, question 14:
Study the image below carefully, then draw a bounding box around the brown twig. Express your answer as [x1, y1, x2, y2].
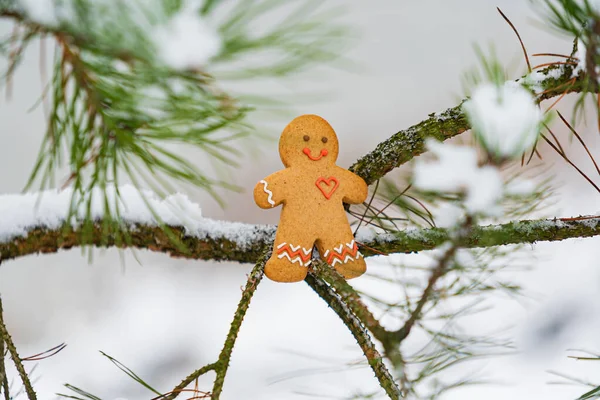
[306, 269, 404, 399]
[160, 364, 216, 400]
[0, 297, 37, 400]
[497, 7, 531, 72]
[557, 111, 600, 176]
[541, 130, 600, 194]
[393, 217, 473, 342]
[211, 255, 266, 399]
[0, 300, 9, 400]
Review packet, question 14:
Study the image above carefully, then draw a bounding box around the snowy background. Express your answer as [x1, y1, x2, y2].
[1, 1, 600, 399]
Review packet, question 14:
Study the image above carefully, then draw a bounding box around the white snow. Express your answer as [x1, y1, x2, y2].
[151, 0, 222, 70]
[505, 178, 536, 196]
[573, 38, 591, 78]
[0, 185, 275, 248]
[413, 139, 504, 215]
[517, 67, 565, 94]
[17, 0, 73, 26]
[0, 184, 401, 250]
[463, 82, 543, 158]
[17, 0, 221, 70]
[433, 202, 465, 228]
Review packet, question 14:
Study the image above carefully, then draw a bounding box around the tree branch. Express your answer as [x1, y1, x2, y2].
[0, 296, 37, 400]
[212, 255, 266, 399]
[309, 264, 389, 342]
[0, 4, 140, 63]
[305, 269, 404, 399]
[161, 363, 217, 400]
[394, 216, 474, 342]
[0, 298, 9, 400]
[1, 216, 598, 265]
[349, 64, 585, 185]
[159, 253, 267, 400]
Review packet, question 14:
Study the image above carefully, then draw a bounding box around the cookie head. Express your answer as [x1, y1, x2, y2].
[279, 114, 339, 168]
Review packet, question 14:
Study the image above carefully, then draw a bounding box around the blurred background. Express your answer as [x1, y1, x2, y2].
[1, 1, 600, 399]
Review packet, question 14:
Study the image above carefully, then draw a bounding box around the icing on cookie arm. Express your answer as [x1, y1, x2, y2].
[253, 170, 288, 209]
[338, 167, 368, 205]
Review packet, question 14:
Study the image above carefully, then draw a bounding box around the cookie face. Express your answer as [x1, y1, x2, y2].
[279, 114, 340, 168]
[254, 114, 368, 283]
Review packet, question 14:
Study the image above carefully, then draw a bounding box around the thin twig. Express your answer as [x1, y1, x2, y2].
[353, 179, 380, 236]
[212, 254, 267, 399]
[160, 363, 217, 400]
[311, 265, 390, 343]
[497, 7, 531, 72]
[394, 217, 473, 342]
[22, 343, 67, 362]
[541, 131, 600, 194]
[0, 299, 9, 400]
[0, 296, 37, 400]
[557, 111, 600, 176]
[532, 52, 576, 58]
[306, 270, 404, 399]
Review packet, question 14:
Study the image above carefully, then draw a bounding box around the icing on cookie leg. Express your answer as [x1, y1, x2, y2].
[276, 242, 312, 267]
[318, 236, 366, 279]
[324, 240, 362, 266]
[265, 235, 315, 283]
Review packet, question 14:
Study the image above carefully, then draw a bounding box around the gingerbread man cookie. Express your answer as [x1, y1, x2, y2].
[254, 114, 368, 283]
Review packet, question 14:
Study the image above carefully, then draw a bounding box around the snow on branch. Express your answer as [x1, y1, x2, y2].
[0, 185, 272, 248]
[6, 0, 222, 70]
[0, 186, 598, 265]
[349, 63, 585, 185]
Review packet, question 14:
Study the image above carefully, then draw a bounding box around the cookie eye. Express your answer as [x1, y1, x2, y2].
[303, 135, 310, 142]
[321, 137, 328, 143]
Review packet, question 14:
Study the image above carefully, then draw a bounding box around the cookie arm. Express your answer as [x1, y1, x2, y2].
[340, 169, 368, 205]
[254, 170, 288, 209]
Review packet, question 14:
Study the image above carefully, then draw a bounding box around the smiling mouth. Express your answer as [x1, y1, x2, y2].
[303, 148, 328, 161]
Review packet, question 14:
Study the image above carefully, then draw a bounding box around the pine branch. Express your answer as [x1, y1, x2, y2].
[1, 216, 598, 265]
[0, 296, 37, 400]
[212, 255, 266, 399]
[0, 298, 9, 400]
[153, 254, 267, 400]
[0, 6, 138, 62]
[394, 216, 473, 343]
[309, 264, 389, 342]
[305, 269, 404, 399]
[349, 64, 585, 185]
[161, 363, 217, 400]
[307, 265, 409, 395]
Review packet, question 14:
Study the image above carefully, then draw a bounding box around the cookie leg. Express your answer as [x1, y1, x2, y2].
[317, 236, 366, 279]
[265, 236, 314, 283]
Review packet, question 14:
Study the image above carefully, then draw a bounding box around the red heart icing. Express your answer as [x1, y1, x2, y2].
[315, 176, 339, 200]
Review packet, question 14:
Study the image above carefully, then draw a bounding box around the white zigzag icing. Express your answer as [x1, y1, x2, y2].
[278, 253, 305, 266]
[259, 180, 275, 207]
[343, 255, 355, 263]
[277, 242, 286, 249]
[334, 244, 344, 253]
[290, 244, 301, 252]
[356, 252, 363, 259]
[346, 240, 355, 249]
[302, 248, 311, 256]
[324, 250, 330, 258]
[331, 258, 342, 266]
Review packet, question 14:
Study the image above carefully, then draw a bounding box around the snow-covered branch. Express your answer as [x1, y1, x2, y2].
[0, 187, 598, 265]
[349, 63, 584, 185]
